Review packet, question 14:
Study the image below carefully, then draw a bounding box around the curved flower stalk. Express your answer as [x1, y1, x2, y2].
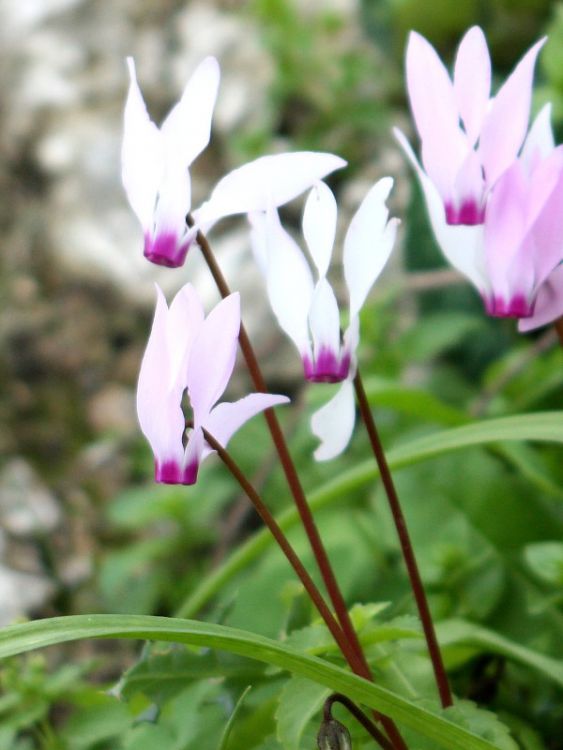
[137, 284, 289, 484]
[250, 179, 398, 460]
[122, 57, 346, 268]
[397, 26, 545, 225]
[396, 104, 563, 319]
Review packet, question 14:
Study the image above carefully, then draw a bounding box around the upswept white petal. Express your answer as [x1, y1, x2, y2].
[303, 182, 337, 278]
[194, 152, 347, 229]
[187, 293, 240, 419]
[311, 380, 356, 461]
[521, 103, 555, 172]
[136, 285, 185, 465]
[309, 278, 341, 362]
[394, 128, 487, 293]
[406, 31, 468, 201]
[453, 26, 491, 145]
[167, 283, 205, 388]
[161, 56, 220, 169]
[249, 210, 314, 358]
[152, 165, 192, 239]
[343, 177, 398, 319]
[122, 58, 164, 229]
[479, 38, 546, 187]
[204, 393, 290, 453]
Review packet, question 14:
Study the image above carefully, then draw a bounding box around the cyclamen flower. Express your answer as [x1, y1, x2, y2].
[398, 26, 545, 225]
[250, 179, 398, 460]
[122, 57, 346, 268]
[137, 284, 288, 484]
[397, 104, 563, 319]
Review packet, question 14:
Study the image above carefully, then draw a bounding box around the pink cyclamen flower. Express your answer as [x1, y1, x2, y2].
[397, 104, 563, 320]
[398, 26, 545, 225]
[137, 284, 289, 484]
[122, 57, 346, 268]
[250, 179, 398, 460]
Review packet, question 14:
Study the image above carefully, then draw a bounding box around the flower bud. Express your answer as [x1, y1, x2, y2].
[317, 718, 352, 750]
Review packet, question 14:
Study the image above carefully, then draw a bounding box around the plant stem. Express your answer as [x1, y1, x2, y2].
[192, 229, 380, 660]
[323, 693, 393, 750]
[202, 428, 405, 750]
[353, 371, 453, 709]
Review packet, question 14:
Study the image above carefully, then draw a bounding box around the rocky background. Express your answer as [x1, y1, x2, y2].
[0, 0, 560, 633]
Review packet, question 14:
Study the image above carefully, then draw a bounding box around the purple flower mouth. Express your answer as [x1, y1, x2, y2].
[303, 348, 351, 384]
[445, 200, 485, 226]
[144, 232, 193, 268]
[155, 459, 199, 485]
[484, 293, 534, 318]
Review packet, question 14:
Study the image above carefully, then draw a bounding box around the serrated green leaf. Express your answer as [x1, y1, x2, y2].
[444, 700, 518, 750]
[0, 614, 502, 750]
[276, 676, 329, 750]
[524, 542, 563, 586]
[177, 412, 563, 619]
[59, 697, 131, 748]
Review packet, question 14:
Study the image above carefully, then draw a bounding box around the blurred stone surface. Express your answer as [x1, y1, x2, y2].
[0, 564, 54, 626]
[0, 458, 61, 535]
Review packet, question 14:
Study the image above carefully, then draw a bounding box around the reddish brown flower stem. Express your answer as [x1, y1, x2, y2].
[323, 693, 393, 750]
[554, 317, 563, 347]
[352, 371, 453, 709]
[192, 222, 407, 750]
[203, 429, 399, 750]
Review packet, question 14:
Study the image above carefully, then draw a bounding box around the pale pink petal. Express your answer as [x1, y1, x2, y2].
[249, 210, 314, 358]
[343, 314, 360, 371]
[152, 166, 192, 241]
[484, 161, 529, 305]
[394, 128, 487, 293]
[136, 285, 185, 467]
[182, 426, 204, 485]
[309, 278, 341, 366]
[521, 103, 555, 172]
[311, 380, 355, 461]
[453, 26, 491, 145]
[519, 265, 563, 332]
[527, 161, 563, 287]
[161, 56, 220, 168]
[302, 182, 337, 278]
[204, 393, 290, 451]
[121, 58, 164, 229]
[479, 38, 546, 187]
[194, 152, 347, 229]
[343, 177, 398, 319]
[451, 150, 485, 222]
[187, 293, 241, 419]
[167, 283, 205, 389]
[406, 31, 468, 202]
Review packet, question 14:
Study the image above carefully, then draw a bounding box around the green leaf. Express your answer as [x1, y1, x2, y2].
[218, 686, 252, 750]
[524, 542, 563, 586]
[444, 701, 518, 750]
[0, 614, 501, 750]
[59, 696, 131, 748]
[438, 619, 563, 689]
[177, 412, 563, 618]
[276, 676, 330, 750]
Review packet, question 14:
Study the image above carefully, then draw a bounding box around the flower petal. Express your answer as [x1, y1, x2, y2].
[519, 264, 563, 332]
[302, 182, 337, 278]
[136, 285, 185, 467]
[406, 31, 467, 203]
[121, 58, 164, 230]
[309, 277, 341, 366]
[187, 293, 241, 419]
[479, 38, 546, 187]
[343, 177, 398, 319]
[521, 103, 555, 173]
[194, 152, 347, 229]
[204, 393, 290, 452]
[161, 56, 220, 169]
[311, 380, 355, 461]
[249, 210, 313, 358]
[453, 26, 491, 145]
[394, 128, 487, 293]
[167, 283, 205, 389]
